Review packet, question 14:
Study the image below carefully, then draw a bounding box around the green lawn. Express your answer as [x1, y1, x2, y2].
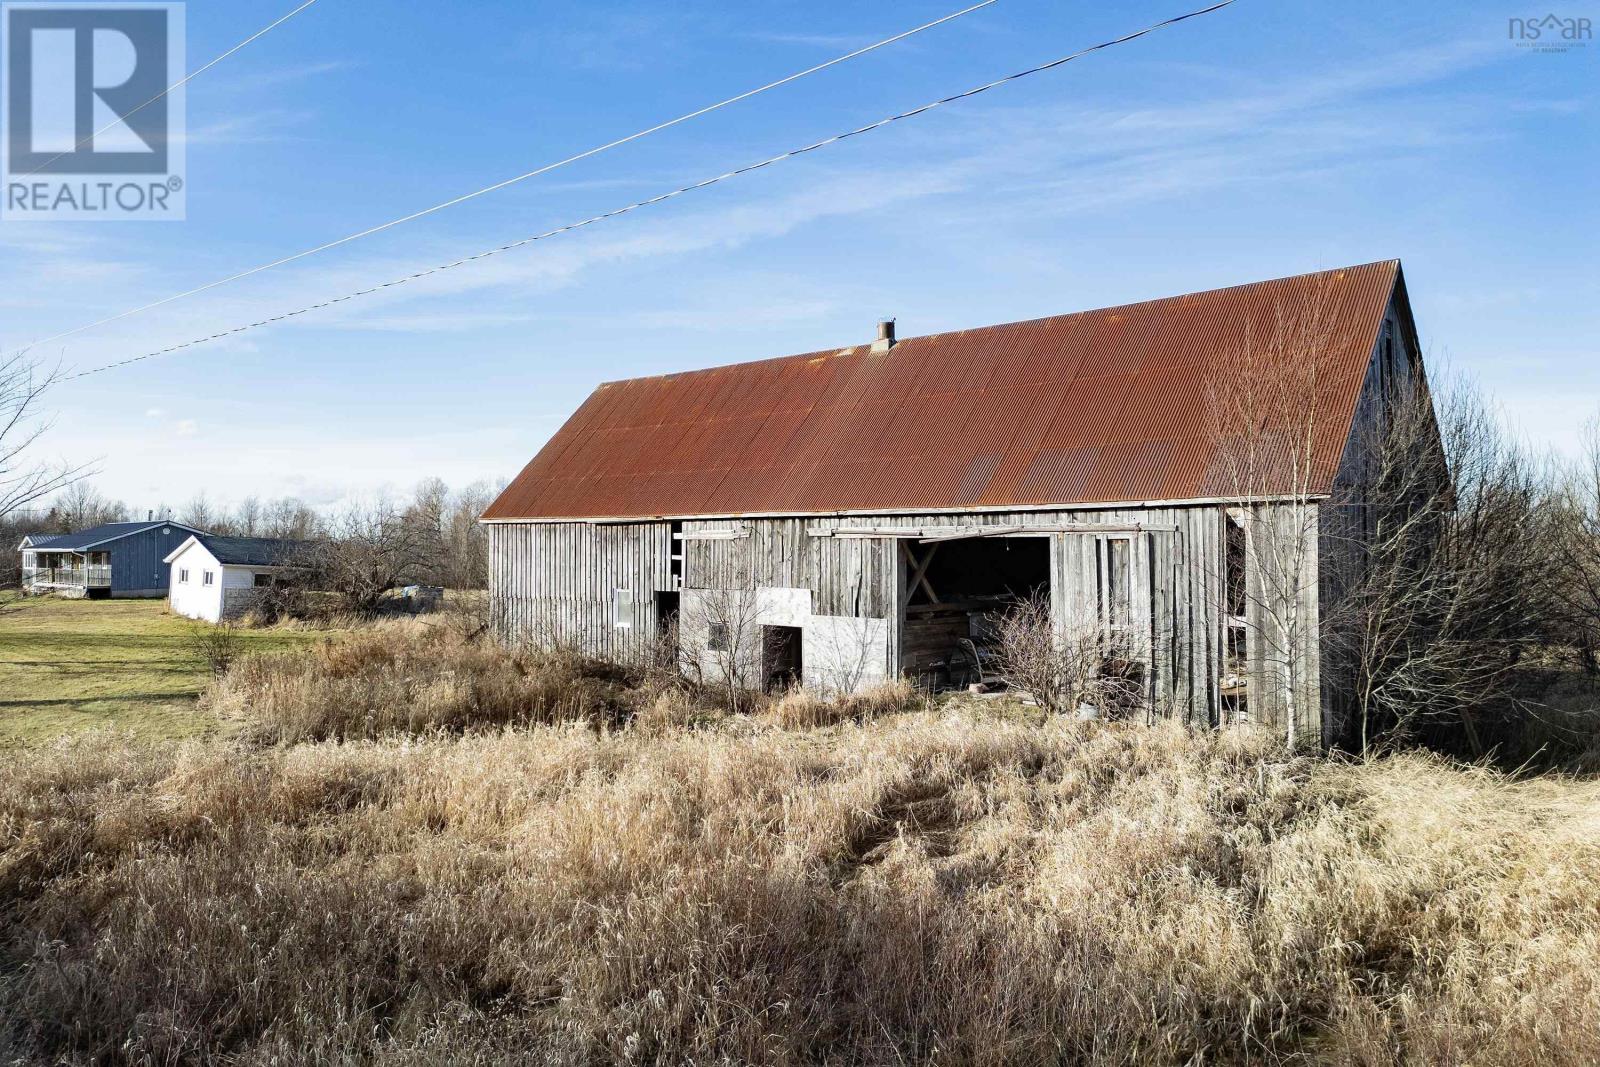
[0, 596, 322, 746]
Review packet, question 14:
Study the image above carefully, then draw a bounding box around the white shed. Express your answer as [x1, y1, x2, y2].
[165, 535, 309, 623]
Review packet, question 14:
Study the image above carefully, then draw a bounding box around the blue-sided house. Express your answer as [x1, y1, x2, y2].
[18, 520, 209, 598]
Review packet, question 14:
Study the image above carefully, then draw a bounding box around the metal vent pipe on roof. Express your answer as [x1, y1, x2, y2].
[871, 319, 896, 353]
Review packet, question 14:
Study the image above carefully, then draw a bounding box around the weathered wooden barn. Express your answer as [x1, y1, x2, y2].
[483, 261, 1428, 748]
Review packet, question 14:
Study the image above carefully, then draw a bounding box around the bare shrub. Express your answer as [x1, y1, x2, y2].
[808, 615, 885, 697]
[440, 589, 493, 643]
[246, 571, 313, 625]
[187, 622, 242, 677]
[990, 592, 1140, 716]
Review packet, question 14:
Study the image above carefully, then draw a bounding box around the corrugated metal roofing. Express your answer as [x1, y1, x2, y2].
[484, 261, 1401, 521]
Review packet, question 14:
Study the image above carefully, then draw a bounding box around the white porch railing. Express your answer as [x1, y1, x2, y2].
[22, 564, 111, 588]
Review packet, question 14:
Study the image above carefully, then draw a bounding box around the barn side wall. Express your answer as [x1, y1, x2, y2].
[488, 521, 673, 660]
[487, 501, 1321, 740]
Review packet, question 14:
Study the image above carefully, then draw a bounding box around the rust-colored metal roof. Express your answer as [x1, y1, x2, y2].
[484, 261, 1402, 521]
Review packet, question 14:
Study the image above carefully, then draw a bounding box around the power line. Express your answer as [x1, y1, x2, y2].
[59, 0, 1238, 384]
[20, 0, 1000, 354]
[13, 0, 323, 180]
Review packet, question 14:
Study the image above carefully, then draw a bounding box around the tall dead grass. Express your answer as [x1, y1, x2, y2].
[207, 620, 640, 742]
[4, 690, 1599, 1063]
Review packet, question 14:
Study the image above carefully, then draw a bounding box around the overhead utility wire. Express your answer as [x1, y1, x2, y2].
[13, 0, 324, 179]
[20, 0, 999, 353]
[60, 0, 1237, 383]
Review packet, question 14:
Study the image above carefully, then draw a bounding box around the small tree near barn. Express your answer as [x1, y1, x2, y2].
[1204, 285, 1341, 749]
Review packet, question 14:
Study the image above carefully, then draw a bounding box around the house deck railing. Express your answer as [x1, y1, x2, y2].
[22, 564, 111, 588]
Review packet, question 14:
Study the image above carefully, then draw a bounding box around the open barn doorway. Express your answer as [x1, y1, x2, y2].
[762, 625, 802, 692]
[899, 535, 1050, 690]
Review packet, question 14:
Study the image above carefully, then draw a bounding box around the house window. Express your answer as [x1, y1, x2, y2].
[179, 568, 190, 584]
[708, 622, 730, 652]
[613, 588, 633, 629]
[253, 573, 274, 587]
[203, 570, 215, 586]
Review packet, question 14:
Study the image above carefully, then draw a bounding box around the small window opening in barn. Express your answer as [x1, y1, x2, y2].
[669, 521, 684, 588]
[901, 535, 1050, 690]
[179, 568, 189, 584]
[654, 591, 680, 636]
[707, 621, 730, 652]
[253, 573, 274, 588]
[762, 625, 802, 692]
[1097, 536, 1134, 652]
[1223, 510, 1249, 722]
[203, 570, 215, 586]
[1091, 535, 1149, 714]
[612, 588, 634, 629]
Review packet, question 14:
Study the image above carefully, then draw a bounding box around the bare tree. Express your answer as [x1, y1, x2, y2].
[1, 352, 88, 529]
[51, 480, 127, 531]
[1, 353, 92, 601]
[1555, 415, 1600, 673]
[262, 497, 322, 541]
[234, 495, 264, 537]
[315, 499, 431, 616]
[1205, 289, 1342, 748]
[401, 477, 493, 590]
[1323, 375, 1563, 753]
[180, 492, 217, 532]
[440, 481, 493, 589]
[681, 587, 773, 713]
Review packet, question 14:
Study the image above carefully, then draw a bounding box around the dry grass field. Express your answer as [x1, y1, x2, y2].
[3, 621, 1600, 1064]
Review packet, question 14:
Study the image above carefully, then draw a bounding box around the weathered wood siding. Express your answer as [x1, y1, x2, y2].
[679, 517, 896, 617]
[488, 521, 673, 657]
[488, 500, 1322, 741]
[1239, 502, 1323, 748]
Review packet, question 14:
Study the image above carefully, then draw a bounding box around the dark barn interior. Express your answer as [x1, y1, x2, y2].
[899, 536, 1050, 689]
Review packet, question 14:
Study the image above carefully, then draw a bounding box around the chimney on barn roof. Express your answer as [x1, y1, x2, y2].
[870, 319, 896, 354]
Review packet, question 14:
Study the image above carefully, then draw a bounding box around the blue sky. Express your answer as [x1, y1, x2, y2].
[4, 0, 1596, 512]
